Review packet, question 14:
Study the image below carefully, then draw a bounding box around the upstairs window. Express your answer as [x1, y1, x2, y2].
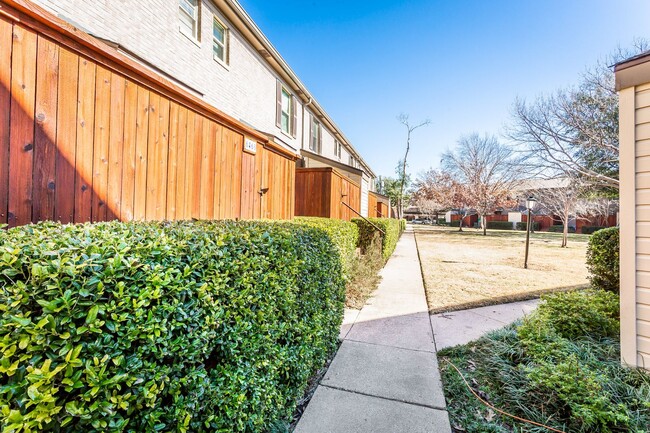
[276, 81, 296, 136]
[179, 0, 200, 41]
[335, 140, 342, 160]
[213, 17, 228, 64]
[310, 117, 322, 154]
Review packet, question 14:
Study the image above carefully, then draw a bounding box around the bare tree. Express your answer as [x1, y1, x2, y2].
[529, 177, 588, 247]
[507, 40, 649, 188]
[442, 134, 518, 235]
[581, 196, 620, 227]
[397, 114, 430, 219]
[412, 169, 473, 231]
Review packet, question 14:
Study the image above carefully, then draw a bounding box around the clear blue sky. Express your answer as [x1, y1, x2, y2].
[239, 0, 650, 179]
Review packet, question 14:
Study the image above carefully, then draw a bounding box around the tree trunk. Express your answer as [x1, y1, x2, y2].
[458, 217, 463, 232]
[562, 208, 569, 248]
[482, 215, 487, 236]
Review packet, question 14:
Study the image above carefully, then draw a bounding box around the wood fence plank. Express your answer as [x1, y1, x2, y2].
[120, 79, 138, 221]
[54, 47, 78, 223]
[231, 133, 243, 218]
[33, 36, 59, 222]
[107, 72, 125, 221]
[133, 86, 149, 220]
[182, 110, 196, 219]
[145, 92, 169, 221]
[0, 17, 13, 224]
[190, 114, 203, 218]
[174, 106, 188, 220]
[166, 101, 180, 220]
[211, 124, 223, 220]
[91, 65, 111, 221]
[73, 56, 96, 223]
[8, 24, 37, 227]
[199, 119, 214, 220]
[240, 152, 255, 220]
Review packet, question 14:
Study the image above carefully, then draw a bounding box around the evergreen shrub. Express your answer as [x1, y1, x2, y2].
[0, 220, 344, 432]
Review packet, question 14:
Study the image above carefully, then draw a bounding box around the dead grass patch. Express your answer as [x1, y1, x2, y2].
[415, 226, 590, 313]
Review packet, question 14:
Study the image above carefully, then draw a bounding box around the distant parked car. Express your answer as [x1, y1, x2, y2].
[411, 219, 424, 224]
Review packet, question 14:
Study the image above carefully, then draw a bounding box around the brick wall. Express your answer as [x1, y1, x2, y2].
[32, 0, 303, 151]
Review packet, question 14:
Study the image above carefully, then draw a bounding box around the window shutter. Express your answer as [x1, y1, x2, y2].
[276, 81, 282, 128]
[291, 96, 297, 137]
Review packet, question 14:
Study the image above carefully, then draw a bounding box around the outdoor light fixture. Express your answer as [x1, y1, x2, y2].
[526, 196, 538, 212]
[524, 196, 537, 269]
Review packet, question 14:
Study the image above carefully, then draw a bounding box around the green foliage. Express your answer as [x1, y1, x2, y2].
[586, 227, 620, 293]
[0, 220, 345, 432]
[440, 290, 650, 433]
[518, 290, 620, 350]
[517, 290, 631, 431]
[582, 225, 607, 235]
[486, 221, 513, 230]
[548, 225, 577, 233]
[352, 218, 401, 261]
[515, 222, 540, 231]
[399, 219, 406, 233]
[294, 217, 359, 281]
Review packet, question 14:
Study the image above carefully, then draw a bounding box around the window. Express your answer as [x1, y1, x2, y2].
[179, 0, 200, 41]
[280, 88, 291, 133]
[335, 140, 342, 160]
[310, 116, 322, 154]
[276, 81, 296, 136]
[213, 17, 228, 64]
[349, 155, 355, 166]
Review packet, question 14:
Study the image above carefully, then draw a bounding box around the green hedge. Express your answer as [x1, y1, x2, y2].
[515, 222, 541, 231]
[486, 221, 514, 230]
[294, 217, 359, 281]
[0, 220, 344, 432]
[586, 227, 619, 293]
[581, 226, 607, 235]
[352, 218, 401, 261]
[399, 219, 406, 233]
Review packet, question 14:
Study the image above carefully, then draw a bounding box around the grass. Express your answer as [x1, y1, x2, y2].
[438, 290, 650, 433]
[414, 225, 590, 313]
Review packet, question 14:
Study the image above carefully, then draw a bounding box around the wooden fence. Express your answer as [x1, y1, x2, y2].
[295, 168, 361, 221]
[368, 191, 390, 218]
[0, 0, 297, 227]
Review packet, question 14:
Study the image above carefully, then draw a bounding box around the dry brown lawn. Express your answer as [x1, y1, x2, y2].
[415, 225, 590, 313]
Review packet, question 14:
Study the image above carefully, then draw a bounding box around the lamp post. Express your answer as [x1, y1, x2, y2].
[524, 196, 537, 269]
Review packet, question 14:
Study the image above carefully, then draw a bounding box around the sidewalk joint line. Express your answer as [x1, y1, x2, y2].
[343, 338, 436, 354]
[320, 384, 448, 412]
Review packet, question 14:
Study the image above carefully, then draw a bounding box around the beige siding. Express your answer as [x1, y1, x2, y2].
[625, 84, 650, 368]
[635, 89, 650, 109]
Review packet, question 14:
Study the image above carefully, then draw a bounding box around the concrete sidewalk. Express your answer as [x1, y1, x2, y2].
[430, 299, 539, 350]
[295, 229, 452, 433]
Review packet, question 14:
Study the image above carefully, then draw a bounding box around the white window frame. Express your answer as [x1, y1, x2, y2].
[276, 81, 297, 137]
[280, 87, 292, 135]
[212, 16, 229, 65]
[179, 0, 200, 42]
[310, 117, 322, 154]
[335, 140, 341, 160]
